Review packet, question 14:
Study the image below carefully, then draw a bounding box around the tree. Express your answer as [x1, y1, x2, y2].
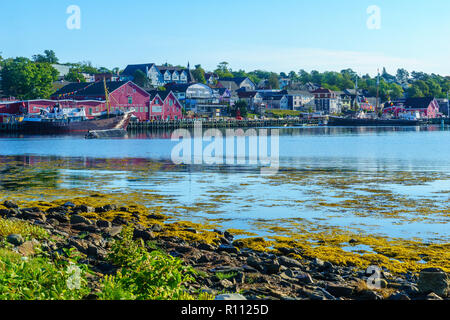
[1, 57, 58, 99]
[215, 62, 234, 78]
[298, 69, 312, 84]
[65, 68, 86, 83]
[192, 64, 206, 84]
[232, 100, 248, 118]
[268, 73, 279, 89]
[396, 68, 409, 84]
[32, 50, 59, 64]
[133, 69, 149, 88]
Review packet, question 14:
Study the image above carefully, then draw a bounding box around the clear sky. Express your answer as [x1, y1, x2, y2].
[1, 0, 449, 76]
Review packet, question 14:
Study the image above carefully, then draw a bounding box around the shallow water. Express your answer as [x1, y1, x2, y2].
[0, 125, 449, 243]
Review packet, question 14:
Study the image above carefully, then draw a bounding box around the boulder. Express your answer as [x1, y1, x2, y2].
[418, 268, 449, 297]
[70, 214, 92, 225]
[6, 234, 24, 246]
[3, 200, 18, 209]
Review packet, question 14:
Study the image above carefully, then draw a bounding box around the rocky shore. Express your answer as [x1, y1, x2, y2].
[1, 199, 449, 300]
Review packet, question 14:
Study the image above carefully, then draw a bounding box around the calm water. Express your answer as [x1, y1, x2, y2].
[1, 125, 449, 242]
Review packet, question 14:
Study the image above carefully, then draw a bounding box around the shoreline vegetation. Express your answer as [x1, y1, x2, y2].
[0, 194, 448, 300]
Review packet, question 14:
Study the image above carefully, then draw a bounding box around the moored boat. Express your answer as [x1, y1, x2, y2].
[328, 116, 423, 127]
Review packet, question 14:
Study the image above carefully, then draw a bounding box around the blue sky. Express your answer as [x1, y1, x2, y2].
[1, 0, 449, 76]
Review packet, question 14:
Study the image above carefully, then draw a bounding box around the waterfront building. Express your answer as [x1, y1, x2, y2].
[164, 83, 227, 117]
[383, 97, 441, 119]
[286, 90, 315, 111]
[237, 91, 263, 112]
[121, 63, 194, 87]
[147, 90, 183, 121]
[311, 88, 341, 114]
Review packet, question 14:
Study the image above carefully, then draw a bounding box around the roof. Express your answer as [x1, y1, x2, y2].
[164, 83, 191, 92]
[52, 81, 129, 97]
[238, 91, 258, 98]
[311, 88, 334, 94]
[147, 90, 171, 101]
[121, 63, 155, 76]
[403, 97, 435, 109]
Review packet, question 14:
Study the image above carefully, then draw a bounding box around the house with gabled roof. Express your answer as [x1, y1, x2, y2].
[217, 77, 256, 93]
[147, 90, 183, 121]
[121, 63, 194, 87]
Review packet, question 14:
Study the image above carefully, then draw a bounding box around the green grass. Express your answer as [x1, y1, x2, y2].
[0, 248, 90, 300]
[0, 217, 49, 240]
[98, 225, 213, 300]
[215, 272, 238, 281]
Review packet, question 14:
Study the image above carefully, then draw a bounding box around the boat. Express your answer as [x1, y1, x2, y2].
[328, 116, 423, 127]
[20, 107, 133, 134]
[19, 78, 134, 134]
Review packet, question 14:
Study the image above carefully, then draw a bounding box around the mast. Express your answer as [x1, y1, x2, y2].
[376, 69, 380, 114]
[103, 77, 110, 115]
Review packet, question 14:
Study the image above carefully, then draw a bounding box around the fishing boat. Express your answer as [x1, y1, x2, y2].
[20, 78, 134, 134]
[21, 107, 133, 134]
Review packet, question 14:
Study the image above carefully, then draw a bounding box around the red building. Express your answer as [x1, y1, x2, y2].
[383, 97, 440, 119]
[0, 81, 184, 122]
[148, 90, 183, 121]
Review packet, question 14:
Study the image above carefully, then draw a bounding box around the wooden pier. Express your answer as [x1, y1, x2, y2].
[126, 118, 324, 131]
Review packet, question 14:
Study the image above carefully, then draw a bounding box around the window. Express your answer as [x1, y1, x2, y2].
[128, 97, 132, 104]
[169, 99, 173, 106]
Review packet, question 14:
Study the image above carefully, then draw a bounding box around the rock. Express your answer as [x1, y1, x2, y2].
[388, 292, 411, 301]
[70, 214, 92, 225]
[68, 238, 88, 254]
[425, 292, 443, 300]
[3, 200, 18, 209]
[223, 231, 234, 241]
[290, 270, 314, 284]
[147, 214, 165, 220]
[357, 290, 383, 300]
[0, 209, 9, 216]
[102, 204, 117, 212]
[63, 202, 76, 208]
[19, 211, 46, 223]
[262, 260, 281, 275]
[6, 234, 24, 246]
[217, 244, 239, 254]
[96, 220, 112, 229]
[112, 216, 128, 226]
[73, 205, 94, 213]
[278, 256, 303, 268]
[418, 268, 449, 297]
[133, 229, 155, 241]
[219, 279, 234, 289]
[197, 243, 215, 251]
[71, 223, 98, 233]
[104, 226, 123, 238]
[215, 294, 247, 301]
[17, 241, 37, 256]
[46, 206, 68, 214]
[150, 224, 163, 232]
[247, 256, 262, 269]
[326, 283, 355, 297]
[87, 245, 98, 258]
[183, 228, 197, 234]
[47, 212, 69, 223]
